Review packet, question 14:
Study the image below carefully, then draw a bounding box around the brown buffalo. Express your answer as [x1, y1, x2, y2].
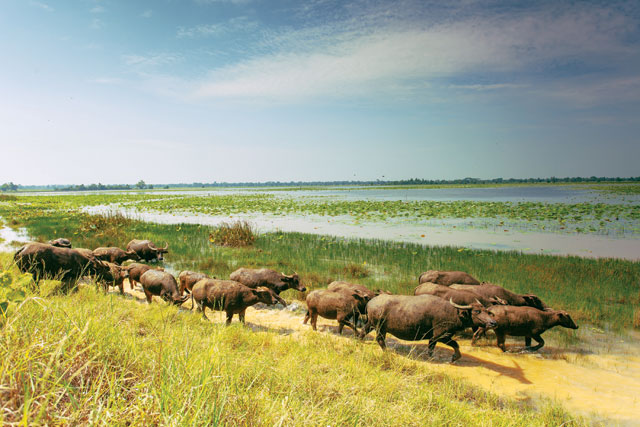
[93, 247, 140, 264]
[304, 289, 367, 335]
[486, 305, 578, 351]
[191, 278, 278, 324]
[14, 242, 109, 286]
[139, 270, 188, 305]
[414, 283, 505, 307]
[99, 262, 129, 294]
[327, 281, 390, 299]
[178, 271, 209, 295]
[124, 263, 164, 291]
[47, 238, 72, 248]
[360, 294, 496, 362]
[230, 268, 306, 300]
[418, 270, 480, 286]
[451, 283, 547, 310]
[126, 239, 169, 262]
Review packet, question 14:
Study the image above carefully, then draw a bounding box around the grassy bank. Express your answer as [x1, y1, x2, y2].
[0, 252, 583, 425]
[2, 206, 639, 332]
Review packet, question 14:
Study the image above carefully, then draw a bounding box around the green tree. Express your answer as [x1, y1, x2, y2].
[136, 180, 146, 189]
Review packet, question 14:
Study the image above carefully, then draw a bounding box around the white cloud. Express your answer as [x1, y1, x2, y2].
[123, 53, 182, 68]
[177, 17, 258, 38]
[141, 9, 153, 19]
[90, 18, 104, 30]
[190, 4, 639, 105]
[29, 1, 53, 12]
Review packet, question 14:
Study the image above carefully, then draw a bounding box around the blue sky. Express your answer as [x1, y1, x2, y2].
[1, 0, 639, 184]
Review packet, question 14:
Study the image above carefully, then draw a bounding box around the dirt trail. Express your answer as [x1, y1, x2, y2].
[121, 281, 640, 425]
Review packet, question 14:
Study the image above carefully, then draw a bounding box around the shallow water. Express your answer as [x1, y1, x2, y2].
[0, 225, 29, 251]
[18, 184, 640, 204]
[84, 206, 640, 260]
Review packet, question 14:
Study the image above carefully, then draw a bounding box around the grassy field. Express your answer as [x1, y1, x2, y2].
[0, 253, 585, 425]
[2, 202, 639, 332]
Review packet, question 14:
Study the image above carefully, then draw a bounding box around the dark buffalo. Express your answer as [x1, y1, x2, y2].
[124, 263, 164, 291]
[14, 242, 109, 286]
[126, 240, 169, 262]
[414, 283, 505, 307]
[139, 270, 188, 305]
[93, 247, 140, 264]
[418, 270, 480, 286]
[327, 281, 390, 300]
[191, 278, 278, 324]
[360, 294, 496, 362]
[99, 262, 129, 294]
[178, 270, 210, 295]
[487, 305, 578, 351]
[47, 238, 72, 248]
[230, 268, 306, 299]
[451, 283, 547, 310]
[304, 289, 367, 335]
[74, 248, 96, 258]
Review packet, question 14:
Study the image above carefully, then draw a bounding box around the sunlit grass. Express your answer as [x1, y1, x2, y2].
[0, 263, 584, 425]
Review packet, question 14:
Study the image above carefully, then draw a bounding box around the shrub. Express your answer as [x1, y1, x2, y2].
[208, 221, 256, 247]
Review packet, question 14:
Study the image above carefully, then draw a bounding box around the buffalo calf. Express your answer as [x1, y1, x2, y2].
[191, 278, 278, 324]
[304, 289, 367, 335]
[488, 305, 578, 352]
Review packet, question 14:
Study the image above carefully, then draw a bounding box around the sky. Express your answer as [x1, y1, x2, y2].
[1, 0, 639, 185]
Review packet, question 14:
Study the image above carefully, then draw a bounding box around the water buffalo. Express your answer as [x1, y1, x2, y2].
[178, 271, 210, 295]
[124, 263, 164, 291]
[304, 289, 368, 335]
[418, 270, 480, 286]
[14, 242, 109, 286]
[327, 281, 390, 300]
[487, 305, 578, 351]
[139, 270, 188, 305]
[99, 262, 129, 294]
[47, 238, 72, 248]
[414, 283, 505, 307]
[126, 239, 169, 262]
[191, 278, 278, 324]
[93, 247, 140, 264]
[450, 283, 547, 310]
[360, 294, 496, 362]
[230, 268, 306, 295]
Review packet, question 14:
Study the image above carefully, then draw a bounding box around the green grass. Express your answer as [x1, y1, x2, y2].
[0, 253, 584, 425]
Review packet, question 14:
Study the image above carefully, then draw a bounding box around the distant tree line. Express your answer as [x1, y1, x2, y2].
[4, 176, 640, 192]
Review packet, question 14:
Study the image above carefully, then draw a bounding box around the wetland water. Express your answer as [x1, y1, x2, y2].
[12, 184, 640, 260]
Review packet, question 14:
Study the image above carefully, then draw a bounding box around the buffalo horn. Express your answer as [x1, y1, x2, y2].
[163, 242, 169, 250]
[449, 298, 472, 310]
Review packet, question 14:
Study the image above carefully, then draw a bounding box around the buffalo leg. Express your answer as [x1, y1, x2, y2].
[201, 306, 208, 320]
[303, 310, 310, 324]
[528, 334, 545, 351]
[428, 332, 448, 358]
[358, 318, 374, 340]
[143, 289, 153, 303]
[495, 331, 507, 352]
[337, 313, 358, 336]
[118, 282, 124, 295]
[375, 329, 387, 350]
[225, 311, 234, 324]
[239, 309, 246, 324]
[525, 336, 532, 347]
[438, 334, 461, 362]
[310, 309, 318, 331]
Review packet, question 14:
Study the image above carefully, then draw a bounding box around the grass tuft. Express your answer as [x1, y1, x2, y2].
[208, 220, 256, 247]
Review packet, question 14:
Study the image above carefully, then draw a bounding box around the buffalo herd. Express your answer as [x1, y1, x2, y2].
[13, 239, 579, 362]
